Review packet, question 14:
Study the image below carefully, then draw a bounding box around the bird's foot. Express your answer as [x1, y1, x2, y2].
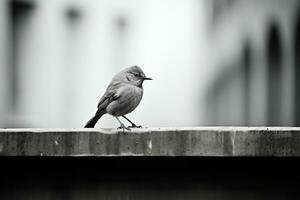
[118, 123, 131, 132]
[127, 124, 142, 128]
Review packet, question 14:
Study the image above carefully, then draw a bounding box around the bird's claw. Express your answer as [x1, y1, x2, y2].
[118, 123, 131, 131]
[127, 125, 142, 128]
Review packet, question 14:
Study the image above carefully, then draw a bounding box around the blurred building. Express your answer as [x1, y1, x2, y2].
[1, 0, 300, 128]
[0, 0, 206, 128]
[0, 0, 87, 127]
[204, 0, 300, 126]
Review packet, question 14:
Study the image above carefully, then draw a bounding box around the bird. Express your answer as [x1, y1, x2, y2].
[84, 65, 152, 129]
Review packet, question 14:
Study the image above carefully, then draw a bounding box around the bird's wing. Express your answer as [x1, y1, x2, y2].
[97, 81, 122, 109]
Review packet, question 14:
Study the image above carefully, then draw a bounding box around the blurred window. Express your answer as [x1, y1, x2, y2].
[294, 11, 300, 125]
[9, 0, 35, 112]
[266, 23, 282, 125]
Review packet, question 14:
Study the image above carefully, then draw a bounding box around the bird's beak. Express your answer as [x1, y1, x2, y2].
[143, 77, 152, 80]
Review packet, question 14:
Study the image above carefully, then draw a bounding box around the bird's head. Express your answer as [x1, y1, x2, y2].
[116, 65, 152, 87]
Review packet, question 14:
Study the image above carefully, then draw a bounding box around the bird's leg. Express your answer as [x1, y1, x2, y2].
[115, 117, 130, 131]
[122, 115, 142, 128]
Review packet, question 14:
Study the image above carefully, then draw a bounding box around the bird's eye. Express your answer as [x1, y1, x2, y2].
[133, 73, 138, 77]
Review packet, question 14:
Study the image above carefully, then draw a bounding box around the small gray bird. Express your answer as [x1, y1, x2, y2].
[84, 65, 152, 129]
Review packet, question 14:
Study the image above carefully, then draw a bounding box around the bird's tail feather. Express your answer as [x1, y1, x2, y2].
[84, 109, 106, 128]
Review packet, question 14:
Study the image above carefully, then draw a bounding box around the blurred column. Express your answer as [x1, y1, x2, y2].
[242, 42, 252, 125]
[112, 13, 129, 68]
[266, 23, 283, 126]
[294, 11, 300, 126]
[0, 1, 8, 127]
[7, 0, 35, 127]
[64, 6, 82, 127]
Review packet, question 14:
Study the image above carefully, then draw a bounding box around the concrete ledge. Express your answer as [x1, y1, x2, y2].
[0, 127, 300, 156]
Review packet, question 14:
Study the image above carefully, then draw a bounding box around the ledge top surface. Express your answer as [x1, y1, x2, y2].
[0, 127, 300, 156]
[1, 126, 300, 133]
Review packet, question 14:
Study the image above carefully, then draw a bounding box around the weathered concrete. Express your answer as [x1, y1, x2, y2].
[0, 127, 300, 156]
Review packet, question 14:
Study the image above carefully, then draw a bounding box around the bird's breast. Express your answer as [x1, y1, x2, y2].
[106, 85, 143, 116]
